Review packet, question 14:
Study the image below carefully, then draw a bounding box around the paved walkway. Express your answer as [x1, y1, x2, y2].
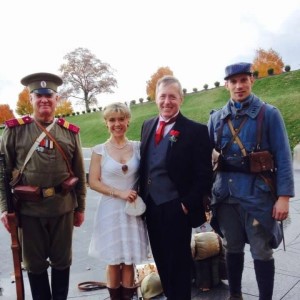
[1, 169, 300, 299]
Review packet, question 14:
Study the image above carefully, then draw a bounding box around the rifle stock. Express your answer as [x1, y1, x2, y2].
[0, 154, 25, 300]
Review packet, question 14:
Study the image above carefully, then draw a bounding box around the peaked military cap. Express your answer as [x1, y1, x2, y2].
[224, 62, 252, 80]
[21, 72, 63, 94]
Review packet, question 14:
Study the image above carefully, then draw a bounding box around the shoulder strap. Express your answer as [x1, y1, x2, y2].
[255, 104, 266, 150]
[20, 122, 56, 174]
[227, 119, 248, 156]
[10, 122, 56, 187]
[217, 104, 266, 155]
[34, 120, 74, 177]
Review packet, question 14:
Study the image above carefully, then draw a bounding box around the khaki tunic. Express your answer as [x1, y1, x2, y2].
[0, 118, 86, 272]
[0, 119, 86, 217]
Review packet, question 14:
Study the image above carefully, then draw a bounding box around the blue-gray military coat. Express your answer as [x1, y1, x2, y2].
[207, 94, 294, 248]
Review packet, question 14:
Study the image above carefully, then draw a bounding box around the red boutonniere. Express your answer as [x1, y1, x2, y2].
[169, 130, 180, 143]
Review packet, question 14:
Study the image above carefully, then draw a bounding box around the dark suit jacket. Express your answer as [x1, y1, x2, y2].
[139, 112, 213, 227]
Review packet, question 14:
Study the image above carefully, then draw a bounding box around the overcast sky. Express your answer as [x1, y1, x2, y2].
[0, 0, 300, 112]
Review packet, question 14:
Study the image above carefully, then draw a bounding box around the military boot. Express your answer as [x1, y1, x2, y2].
[28, 270, 51, 300]
[226, 252, 244, 300]
[51, 267, 70, 300]
[254, 259, 275, 300]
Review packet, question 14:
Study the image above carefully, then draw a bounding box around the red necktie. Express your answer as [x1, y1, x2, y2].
[155, 116, 178, 145]
[155, 121, 167, 145]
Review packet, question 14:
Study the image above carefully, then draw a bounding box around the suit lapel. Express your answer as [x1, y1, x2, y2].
[166, 113, 186, 164]
[141, 117, 158, 156]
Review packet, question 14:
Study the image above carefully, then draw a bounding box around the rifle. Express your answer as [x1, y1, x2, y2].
[0, 154, 25, 300]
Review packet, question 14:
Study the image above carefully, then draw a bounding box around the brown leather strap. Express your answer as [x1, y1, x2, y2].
[227, 118, 248, 157]
[34, 119, 74, 176]
[77, 281, 107, 291]
[256, 104, 266, 150]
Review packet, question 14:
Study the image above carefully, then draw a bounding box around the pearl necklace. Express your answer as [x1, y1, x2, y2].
[108, 139, 129, 150]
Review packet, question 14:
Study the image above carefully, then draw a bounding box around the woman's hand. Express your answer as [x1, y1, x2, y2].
[119, 189, 137, 202]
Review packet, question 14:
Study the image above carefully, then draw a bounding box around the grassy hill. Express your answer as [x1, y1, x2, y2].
[1, 70, 299, 151]
[66, 69, 300, 151]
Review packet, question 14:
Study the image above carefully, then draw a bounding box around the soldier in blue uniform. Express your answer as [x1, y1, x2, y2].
[0, 72, 86, 299]
[208, 63, 294, 300]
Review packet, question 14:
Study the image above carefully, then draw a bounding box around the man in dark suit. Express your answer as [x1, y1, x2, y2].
[139, 75, 213, 300]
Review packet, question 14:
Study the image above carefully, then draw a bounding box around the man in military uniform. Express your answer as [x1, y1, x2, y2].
[208, 63, 294, 300]
[0, 72, 86, 299]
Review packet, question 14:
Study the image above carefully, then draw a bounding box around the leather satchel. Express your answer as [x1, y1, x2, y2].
[249, 151, 274, 173]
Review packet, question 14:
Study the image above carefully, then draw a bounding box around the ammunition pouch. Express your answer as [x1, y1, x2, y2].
[13, 185, 41, 202]
[13, 176, 79, 201]
[249, 150, 274, 173]
[215, 151, 274, 174]
[61, 176, 79, 195]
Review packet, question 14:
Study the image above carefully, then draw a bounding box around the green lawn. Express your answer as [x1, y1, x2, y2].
[1, 70, 300, 151]
[65, 70, 300, 151]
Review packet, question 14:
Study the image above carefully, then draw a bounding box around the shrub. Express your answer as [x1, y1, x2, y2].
[285, 65, 291, 72]
[253, 70, 259, 78]
[82, 111, 86, 114]
[76, 112, 80, 115]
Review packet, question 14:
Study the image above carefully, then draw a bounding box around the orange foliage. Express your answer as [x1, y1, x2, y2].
[16, 88, 33, 116]
[0, 104, 15, 124]
[252, 48, 284, 78]
[146, 67, 173, 101]
[55, 98, 74, 116]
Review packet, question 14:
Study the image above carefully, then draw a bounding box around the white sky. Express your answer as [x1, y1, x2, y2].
[0, 0, 300, 113]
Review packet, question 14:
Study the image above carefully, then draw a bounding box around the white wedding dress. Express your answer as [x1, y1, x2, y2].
[88, 141, 149, 265]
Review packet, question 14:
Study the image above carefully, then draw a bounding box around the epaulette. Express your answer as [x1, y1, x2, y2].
[5, 116, 33, 128]
[57, 118, 80, 134]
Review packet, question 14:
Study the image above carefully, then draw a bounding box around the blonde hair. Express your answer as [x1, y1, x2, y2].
[103, 102, 131, 120]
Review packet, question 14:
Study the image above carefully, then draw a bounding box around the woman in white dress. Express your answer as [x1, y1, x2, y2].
[88, 102, 148, 299]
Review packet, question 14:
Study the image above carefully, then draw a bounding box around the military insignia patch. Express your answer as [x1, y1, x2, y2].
[5, 116, 33, 128]
[57, 118, 80, 134]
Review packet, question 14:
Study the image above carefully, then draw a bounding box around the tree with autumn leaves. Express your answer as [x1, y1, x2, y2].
[146, 67, 173, 101]
[0, 104, 14, 124]
[252, 48, 285, 78]
[55, 98, 73, 116]
[15, 87, 73, 116]
[16, 88, 33, 116]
